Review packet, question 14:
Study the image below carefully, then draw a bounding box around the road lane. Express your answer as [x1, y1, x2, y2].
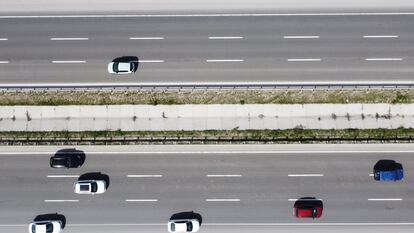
[0, 15, 413, 85]
[0, 151, 412, 226]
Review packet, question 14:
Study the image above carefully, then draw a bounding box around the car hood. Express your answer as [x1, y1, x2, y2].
[95, 180, 107, 194]
[191, 220, 200, 232]
[107, 62, 115, 73]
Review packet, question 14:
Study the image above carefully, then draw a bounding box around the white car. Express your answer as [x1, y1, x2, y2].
[107, 61, 136, 74]
[74, 180, 106, 194]
[29, 220, 62, 233]
[168, 219, 200, 233]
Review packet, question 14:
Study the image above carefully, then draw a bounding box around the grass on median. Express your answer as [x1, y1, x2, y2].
[1, 128, 414, 140]
[0, 89, 413, 105]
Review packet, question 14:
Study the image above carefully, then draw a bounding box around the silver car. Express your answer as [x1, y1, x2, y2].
[107, 61, 136, 74]
[74, 180, 106, 194]
[29, 220, 62, 233]
[168, 219, 200, 233]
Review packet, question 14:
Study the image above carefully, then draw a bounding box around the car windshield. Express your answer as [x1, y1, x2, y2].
[113, 63, 119, 72]
[130, 63, 134, 71]
[52, 157, 67, 166]
[91, 182, 98, 192]
[46, 223, 53, 233]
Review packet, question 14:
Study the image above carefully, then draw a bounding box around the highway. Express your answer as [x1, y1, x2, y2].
[0, 14, 413, 86]
[0, 145, 413, 232]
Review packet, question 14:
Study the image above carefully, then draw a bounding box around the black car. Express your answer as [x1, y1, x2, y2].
[50, 149, 85, 168]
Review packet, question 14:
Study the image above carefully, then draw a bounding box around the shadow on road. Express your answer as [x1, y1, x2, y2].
[170, 211, 203, 225]
[33, 213, 66, 229]
[78, 172, 110, 189]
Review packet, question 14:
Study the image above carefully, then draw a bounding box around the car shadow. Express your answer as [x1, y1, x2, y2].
[112, 56, 139, 72]
[294, 197, 323, 208]
[54, 148, 86, 165]
[33, 213, 66, 229]
[374, 160, 397, 171]
[78, 172, 110, 189]
[169, 211, 203, 225]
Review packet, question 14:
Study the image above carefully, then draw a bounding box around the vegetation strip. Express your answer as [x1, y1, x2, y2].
[0, 89, 413, 105]
[0, 129, 413, 145]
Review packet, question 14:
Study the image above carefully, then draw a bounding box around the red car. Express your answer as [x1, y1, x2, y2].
[293, 197, 323, 219]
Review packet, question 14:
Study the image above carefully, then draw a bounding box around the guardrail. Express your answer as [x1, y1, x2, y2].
[1, 83, 414, 91]
[0, 136, 412, 145]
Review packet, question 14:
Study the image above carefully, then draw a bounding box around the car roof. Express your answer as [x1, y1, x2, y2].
[118, 62, 131, 71]
[173, 221, 188, 232]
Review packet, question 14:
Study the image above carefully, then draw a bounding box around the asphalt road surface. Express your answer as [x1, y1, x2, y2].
[0, 145, 413, 232]
[0, 14, 414, 85]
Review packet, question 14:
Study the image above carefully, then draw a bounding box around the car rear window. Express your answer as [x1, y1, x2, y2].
[80, 184, 90, 191]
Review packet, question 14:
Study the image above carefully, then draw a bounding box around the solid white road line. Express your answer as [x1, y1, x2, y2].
[206, 59, 244, 62]
[284, 36, 320, 39]
[4, 13, 414, 19]
[125, 199, 158, 202]
[206, 199, 240, 202]
[368, 198, 402, 201]
[138, 60, 164, 63]
[0, 38, 8, 41]
[50, 38, 89, 41]
[44, 200, 79, 202]
[127, 175, 163, 178]
[2, 223, 414, 227]
[288, 198, 323, 201]
[203, 223, 414, 226]
[369, 174, 374, 177]
[47, 175, 80, 178]
[287, 58, 321, 62]
[0, 61, 9, 64]
[52, 60, 86, 64]
[288, 174, 324, 177]
[208, 36, 244, 39]
[207, 174, 242, 177]
[365, 58, 403, 61]
[363, 35, 399, 38]
[129, 37, 164, 40]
